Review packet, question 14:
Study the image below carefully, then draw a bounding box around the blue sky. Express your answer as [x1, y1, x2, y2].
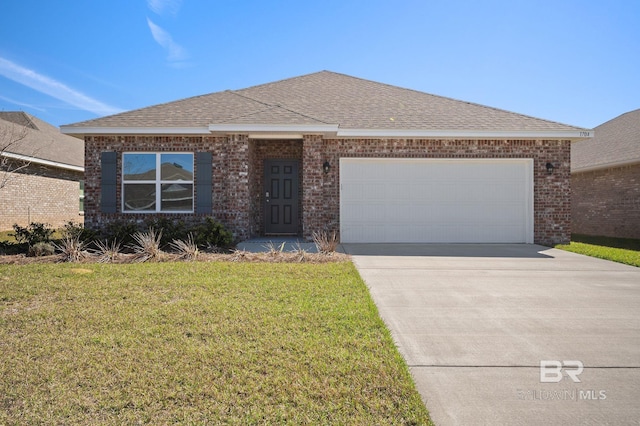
[1, 0, 638, 129]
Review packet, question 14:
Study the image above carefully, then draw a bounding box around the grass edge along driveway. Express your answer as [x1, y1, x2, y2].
[0, 261, 432, 425]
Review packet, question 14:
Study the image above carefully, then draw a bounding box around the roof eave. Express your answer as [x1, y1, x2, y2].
[60, 124, 593, 141]
[572, 158, 640, 173]
[334, 129, 593, 140]
[0, 152, 84, 172]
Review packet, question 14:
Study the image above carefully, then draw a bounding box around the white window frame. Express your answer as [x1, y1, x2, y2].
[122, 152, 194, 213]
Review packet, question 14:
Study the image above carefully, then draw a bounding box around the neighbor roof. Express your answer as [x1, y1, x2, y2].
[62, 71, 589, 139]
[572, 109, 640, 172]
[0, 112, 84, 170]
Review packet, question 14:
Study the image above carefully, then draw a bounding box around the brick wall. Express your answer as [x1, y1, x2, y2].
[0, 163, 83, 230]
[308, 137, 572, 246]
[572, 164, 640, 239]
[84, 135, 571, 246]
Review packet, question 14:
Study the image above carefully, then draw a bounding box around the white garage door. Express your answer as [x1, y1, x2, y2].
[340, 158, 534, 243]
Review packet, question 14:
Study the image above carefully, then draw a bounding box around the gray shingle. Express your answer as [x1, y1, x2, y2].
[572, 109, 640, 171]
[64, 71, 585, 133]
[1, 112, 83, 168]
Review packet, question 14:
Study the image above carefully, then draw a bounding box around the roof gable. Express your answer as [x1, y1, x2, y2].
[62, 71, 589, 139]
[572, 108, 640, 172]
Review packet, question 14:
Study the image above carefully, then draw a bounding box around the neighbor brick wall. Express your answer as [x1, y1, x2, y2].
[0, 163, 83, 230]
[572, 164, 640, 239]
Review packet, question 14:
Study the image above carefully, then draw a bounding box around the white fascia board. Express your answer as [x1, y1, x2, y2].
[60, 126, 211, 135]
[0, 151, 84, 172]
[208, 124, 340, 134]
[334, 129, 594, 140]
[572, 158, 640, 173]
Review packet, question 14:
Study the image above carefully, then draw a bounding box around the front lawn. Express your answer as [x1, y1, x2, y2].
[0, 262, 431, 425]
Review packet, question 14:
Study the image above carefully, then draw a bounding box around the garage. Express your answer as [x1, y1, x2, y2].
[339, 158, 534, 243]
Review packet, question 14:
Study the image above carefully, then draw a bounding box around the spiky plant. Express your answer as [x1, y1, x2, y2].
[91, 239, 122, 263]
[54, 235, 89, 263]
[169, 234, 199, 261]
[312, 230, 340, 254]
[129, 228, 164, 262]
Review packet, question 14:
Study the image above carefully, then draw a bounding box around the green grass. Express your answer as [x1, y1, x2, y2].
[556, 237, 640, 268]
[0, 262, 432, 425]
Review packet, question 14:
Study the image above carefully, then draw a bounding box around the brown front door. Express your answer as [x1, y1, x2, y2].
[264, 160, 299, 235]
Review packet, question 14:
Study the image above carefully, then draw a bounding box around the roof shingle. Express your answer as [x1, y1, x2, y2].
[63, 70, 586, 134]
[572, 109, 640, 172]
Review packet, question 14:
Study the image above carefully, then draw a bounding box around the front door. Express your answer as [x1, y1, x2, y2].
[264, 160, 299, 235]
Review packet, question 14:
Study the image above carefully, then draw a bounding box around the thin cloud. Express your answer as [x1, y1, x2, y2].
[0, 57, 122, 116]
[0, 94, 47, 112]
[147, 0, 182, 15]
[147, 18, 189, 63]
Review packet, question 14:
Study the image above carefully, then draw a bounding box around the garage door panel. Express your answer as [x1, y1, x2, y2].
[340, 158, 533, 243]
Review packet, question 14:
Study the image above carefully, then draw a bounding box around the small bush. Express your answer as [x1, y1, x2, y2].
[91, 240, 123, 263]
[62, 221, 98, 242]
[11, 222, 54, 247]
[192, 217, 233, 248]
[28, 242, 56, 257]
[99, 220, 141, 247]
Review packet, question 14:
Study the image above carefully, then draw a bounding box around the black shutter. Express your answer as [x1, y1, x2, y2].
[101, 152, 117, 213]
[195, 152, 213, 213]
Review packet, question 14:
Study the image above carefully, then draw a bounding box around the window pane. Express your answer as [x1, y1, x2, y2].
[161, 183, 193, 211]
[123, 184, 156, 211]
[123, 154, 156, 180]
[161, 153, 193, 181]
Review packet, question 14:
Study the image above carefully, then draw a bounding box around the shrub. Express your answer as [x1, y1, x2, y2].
[192, 217, 233, 248]
[11, 222, 54, 247]
[28, 242, 56, 257]
[144, 217, 188, 247]
[62, 221, 98, 242]
[99, 220, 141, 247]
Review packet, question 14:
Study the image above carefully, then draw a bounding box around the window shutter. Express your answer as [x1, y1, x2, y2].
[196, 152, 213, 213]
[101, 152, 117, 213]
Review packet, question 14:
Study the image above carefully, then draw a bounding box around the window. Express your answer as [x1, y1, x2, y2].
[122, 153, 194, 212]
[79, 180, 85, 213]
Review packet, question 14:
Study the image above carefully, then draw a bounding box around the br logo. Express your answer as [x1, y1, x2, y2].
[540, 360, 584, 383]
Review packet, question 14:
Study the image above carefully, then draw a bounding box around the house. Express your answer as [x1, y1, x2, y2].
[0, 112, 84, 230]
[571, 109, 640, 239]
[61, 71, 592, 246]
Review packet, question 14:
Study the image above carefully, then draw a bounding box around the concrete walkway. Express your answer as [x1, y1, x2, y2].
[343, 244, 640, 426]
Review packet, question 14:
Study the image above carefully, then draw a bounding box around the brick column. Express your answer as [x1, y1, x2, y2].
[224, 134, 251, 240]
[302, 135, 324, 240]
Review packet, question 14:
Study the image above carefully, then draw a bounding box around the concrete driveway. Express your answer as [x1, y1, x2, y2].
[343, 244, 640, 426]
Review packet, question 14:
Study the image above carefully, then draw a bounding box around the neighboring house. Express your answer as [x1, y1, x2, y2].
[0, 112, 84, 230]
[61, 71, 592, 246]
[571, 109, 640, 239]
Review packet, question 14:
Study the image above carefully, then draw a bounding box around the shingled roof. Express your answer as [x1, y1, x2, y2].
[62, 71, 589, 139]
[1, 112, 83, 170]
[572, 109, 640, 172]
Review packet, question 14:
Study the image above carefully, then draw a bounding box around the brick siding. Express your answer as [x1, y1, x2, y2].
[84, 135, 571, 246]
[572, 164, 640, 239]
[0, 163, 83, 230]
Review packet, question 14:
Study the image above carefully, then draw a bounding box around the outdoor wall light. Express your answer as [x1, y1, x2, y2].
[546, 162, 555, 174]
[323, 161, 331, 174]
